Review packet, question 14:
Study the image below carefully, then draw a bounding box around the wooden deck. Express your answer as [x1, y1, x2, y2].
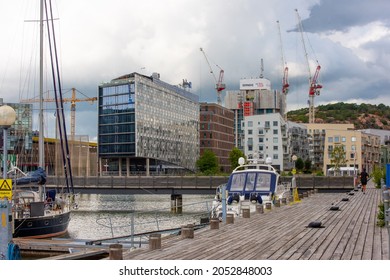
[122, 181, 389, 260]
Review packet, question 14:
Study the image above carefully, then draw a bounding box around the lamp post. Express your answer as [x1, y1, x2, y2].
[0, 105, 17, 179]
[291, 155, 298, 202]
[0, 104, 16, 260]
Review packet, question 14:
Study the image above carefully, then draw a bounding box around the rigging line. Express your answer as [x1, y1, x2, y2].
[48, 0, 74, 193]
[44, 0, 70, 193]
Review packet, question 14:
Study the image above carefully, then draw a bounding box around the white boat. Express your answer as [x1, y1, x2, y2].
[212, 157, 290, 219]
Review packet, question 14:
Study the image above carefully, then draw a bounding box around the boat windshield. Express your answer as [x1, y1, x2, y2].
[228, 171, 275, 193]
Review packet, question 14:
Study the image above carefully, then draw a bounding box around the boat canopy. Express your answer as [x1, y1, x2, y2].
[226, 170, 278, 196]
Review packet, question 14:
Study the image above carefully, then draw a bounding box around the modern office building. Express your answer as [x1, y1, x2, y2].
[199, 103, 234, 173]
[98, 72, 199, 175]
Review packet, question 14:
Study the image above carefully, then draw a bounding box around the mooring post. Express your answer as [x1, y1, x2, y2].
[149, 233, 162, 250]
[109, 244, 123, 260]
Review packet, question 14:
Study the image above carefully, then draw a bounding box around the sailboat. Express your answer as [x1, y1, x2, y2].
[11, 0, 75, 239]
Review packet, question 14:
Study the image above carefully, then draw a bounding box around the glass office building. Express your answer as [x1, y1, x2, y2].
[98, 72, 199, 175]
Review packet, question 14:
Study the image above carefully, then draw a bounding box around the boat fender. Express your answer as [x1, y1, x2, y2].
[232, 193, 240, 203]
[257, 195, 263, 204]
[227, 196, 233, 205]
[306, 221, 324, 228]
[250, 193, 257, 203]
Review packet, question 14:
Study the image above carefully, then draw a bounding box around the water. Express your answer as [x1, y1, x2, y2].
[66, 193, 215, 241]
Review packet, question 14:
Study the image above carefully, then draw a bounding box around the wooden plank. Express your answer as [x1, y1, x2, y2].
[121, 187, 388, 260]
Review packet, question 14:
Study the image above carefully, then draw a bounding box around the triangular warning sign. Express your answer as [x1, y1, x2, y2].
[0, 180, 11, 190]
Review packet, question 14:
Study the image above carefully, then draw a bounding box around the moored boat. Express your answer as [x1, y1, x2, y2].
[212, 157, 290, 219]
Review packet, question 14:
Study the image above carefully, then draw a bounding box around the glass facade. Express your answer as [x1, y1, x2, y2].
[98, 73, 199, 172]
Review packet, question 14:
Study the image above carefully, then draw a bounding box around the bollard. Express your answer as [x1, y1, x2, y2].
[274, 199, 280, 207]
[281, 197, 287, 205]
[256, 204, 264, 214]
[181, 224, 194, 239]
[109, 244, 123, 260]
[242, 208, 250, 218]
[303, 192, 308, 198]
[226, 213, 234, 224]
[149, 233, 162, 250]
[265, 202, 272, 210]
[210, 218, 219, 230]
[299, 193, 304, 199]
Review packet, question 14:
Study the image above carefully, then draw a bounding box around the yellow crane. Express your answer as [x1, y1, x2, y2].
[20, 88, 97, 140]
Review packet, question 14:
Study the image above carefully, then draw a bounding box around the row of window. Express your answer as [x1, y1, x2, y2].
[246, 120, 279, 127]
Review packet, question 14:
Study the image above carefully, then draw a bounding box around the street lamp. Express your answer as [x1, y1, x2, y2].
[0, 105, 17, 179]
[291, 155, 299, 202]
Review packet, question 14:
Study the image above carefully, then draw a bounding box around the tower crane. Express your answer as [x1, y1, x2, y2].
[200, 47, 225, 105]
[20, 88, 97, 140]
[295, 9, 322, 123]
[276, 20, 289, 95]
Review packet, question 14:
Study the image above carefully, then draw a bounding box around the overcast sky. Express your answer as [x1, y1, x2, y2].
[0, 0, 389, 141]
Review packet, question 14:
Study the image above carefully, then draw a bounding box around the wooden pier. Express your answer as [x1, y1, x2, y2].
[13, 181, 388, 260]
[120, 182, 388, 260]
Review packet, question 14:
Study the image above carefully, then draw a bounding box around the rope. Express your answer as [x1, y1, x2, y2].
[7, 242, 21, 260]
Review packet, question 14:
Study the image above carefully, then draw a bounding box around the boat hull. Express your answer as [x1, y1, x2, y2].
[13, 211, 71, 239]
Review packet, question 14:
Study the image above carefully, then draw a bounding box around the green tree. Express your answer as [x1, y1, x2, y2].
[304, 159, 312, 171]
[295, 157, 304, 171]
[330, 144, 348, 175]
[196, 149, 219, 175]
[229, 147, 246, 170]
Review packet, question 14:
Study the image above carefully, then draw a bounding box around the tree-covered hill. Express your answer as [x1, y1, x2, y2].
[286, 102, 390, 130]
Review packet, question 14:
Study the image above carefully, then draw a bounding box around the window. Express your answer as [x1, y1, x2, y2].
[273, 121, 278, 126]
[334, 136, 340, 142]
[258, 129, 264, 135]
[273, 137, 278, 143]
[273, 146, 278, 151]
[273, 129, 278, 135]
[273, 154, 278, 159]
[352, 136, 356, 142]
[342, 137, 346, 142]
[265, 121, 270, 128]
[259, 145, 264, 151]
[259, 137, 264, 143]
[248, 129, 253, 135]
[248, 121, 253, 127]
[328, 137, 333, 143]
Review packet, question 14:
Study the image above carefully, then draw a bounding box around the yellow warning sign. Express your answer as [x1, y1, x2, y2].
[0, 179, 12, 200]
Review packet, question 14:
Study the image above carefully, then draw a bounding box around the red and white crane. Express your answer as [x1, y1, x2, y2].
[200, 47, 226, 105]
[295, 9, 322, 123]
[277, 20, 289, 95]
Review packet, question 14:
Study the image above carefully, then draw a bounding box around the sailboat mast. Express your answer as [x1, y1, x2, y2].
[39, 0, 45, 169]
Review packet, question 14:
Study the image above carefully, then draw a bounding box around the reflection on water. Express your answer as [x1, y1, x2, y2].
[67, 194, 214, 240]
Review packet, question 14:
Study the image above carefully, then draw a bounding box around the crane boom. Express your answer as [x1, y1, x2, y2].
[20, 88, 97, 140]
[200, 47, 225, 105]
[277, 20, 289, 94]
[295, 9, 322, 123]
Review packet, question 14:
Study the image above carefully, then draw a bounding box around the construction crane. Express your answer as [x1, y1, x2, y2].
[295, 9, 322, 123]
[20, 88, 97, 140]
[276, 20, 289, 95]
[200, 47, 225, 105]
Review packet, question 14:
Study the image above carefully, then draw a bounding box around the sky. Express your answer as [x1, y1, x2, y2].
[0, 0, 389, 141]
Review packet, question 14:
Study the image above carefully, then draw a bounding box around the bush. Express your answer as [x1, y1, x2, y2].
[377, 203, 385, 227]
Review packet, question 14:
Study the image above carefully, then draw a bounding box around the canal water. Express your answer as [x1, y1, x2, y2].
[66, 193, 215, 241]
